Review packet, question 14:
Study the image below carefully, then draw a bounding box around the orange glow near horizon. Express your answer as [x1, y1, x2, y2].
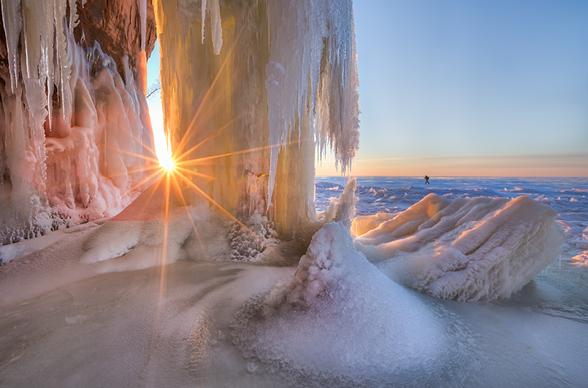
[315, 153, 588, 177]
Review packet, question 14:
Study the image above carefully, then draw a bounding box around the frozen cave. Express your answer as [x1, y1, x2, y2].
[0, 1, 580, 387]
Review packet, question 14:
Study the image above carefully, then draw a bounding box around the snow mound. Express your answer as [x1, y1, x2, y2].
[355, 194, 564, 302]
[79, 207, 195, 272]
[233, 222, 445, 383]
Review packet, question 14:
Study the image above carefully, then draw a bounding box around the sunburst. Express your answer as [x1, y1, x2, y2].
[118, 24, 305, 302]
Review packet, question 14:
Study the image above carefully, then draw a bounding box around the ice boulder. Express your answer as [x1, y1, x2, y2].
[354, 194, 564, 302]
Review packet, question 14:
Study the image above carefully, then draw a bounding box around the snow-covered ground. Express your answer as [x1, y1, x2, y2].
[0, 177, 587, 387]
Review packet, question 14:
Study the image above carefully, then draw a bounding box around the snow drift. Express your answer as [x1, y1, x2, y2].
[354, 193, 565, 302]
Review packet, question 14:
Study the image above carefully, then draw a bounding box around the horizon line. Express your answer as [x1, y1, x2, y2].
[316, 175, 588, 179]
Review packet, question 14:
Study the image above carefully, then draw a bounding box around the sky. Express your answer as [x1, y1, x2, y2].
[148, 0, 588, 177]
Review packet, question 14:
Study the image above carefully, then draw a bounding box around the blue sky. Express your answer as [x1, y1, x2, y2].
[346, 0, 588, 176]
[148, 0, 588, 176]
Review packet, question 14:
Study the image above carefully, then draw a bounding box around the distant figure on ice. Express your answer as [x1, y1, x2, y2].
[424, 175, 430, 184]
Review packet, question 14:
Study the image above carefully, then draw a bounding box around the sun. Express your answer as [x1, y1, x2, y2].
[159, 157, 175, 173]
[158, 142, 176, 173]
[154, 127, 175, 174]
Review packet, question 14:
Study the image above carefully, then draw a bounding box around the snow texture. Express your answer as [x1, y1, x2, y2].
[354, 193, 565, 302]
[235, 221, 444, 382]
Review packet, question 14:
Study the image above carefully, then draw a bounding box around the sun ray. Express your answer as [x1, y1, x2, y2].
[174, 114, 242, 162]
[128, 131, 158, 157]
[121, 169, 164, 198]
[176, 172, 246, 229]
[175, 166, 215, 181]
[174, 28, 245, 156]
[171, 174, 206, 254]
[111, 164, 161, 178]
[158, 172, 172, 305]
[177, 141, 300, 167]
[118, 149, 160, 164]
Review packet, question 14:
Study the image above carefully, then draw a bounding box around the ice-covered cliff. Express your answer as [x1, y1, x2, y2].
[0, 0, 157, 244]
[1, 0, 359, 243]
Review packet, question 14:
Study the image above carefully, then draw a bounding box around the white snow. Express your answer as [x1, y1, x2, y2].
[0, 179, 585, 386]
[354, 193, 565, 302]
[234, 221, 444, 382]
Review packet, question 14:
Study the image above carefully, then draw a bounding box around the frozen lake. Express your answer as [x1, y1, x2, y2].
[317, 176, 588, 264]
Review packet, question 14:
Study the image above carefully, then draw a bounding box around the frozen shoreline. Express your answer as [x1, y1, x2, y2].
[1, 178, 587, 386]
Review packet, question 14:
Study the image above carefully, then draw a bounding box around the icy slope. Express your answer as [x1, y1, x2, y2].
[234, 221, 445, 383]
[353, 193, 564, 302]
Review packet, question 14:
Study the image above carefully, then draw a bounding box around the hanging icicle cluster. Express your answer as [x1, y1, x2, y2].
[153, 0, 359, 236]
[0, 0, 153, 243]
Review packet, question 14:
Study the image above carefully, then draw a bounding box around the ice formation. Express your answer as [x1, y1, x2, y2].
[76, 181, 282, 272]
[353, 193, 565, 302]
[234, 221, 444, 382]
[0, 0, 153, 244]
[1, 0, 562, 309]
[152, 0, 359, 236]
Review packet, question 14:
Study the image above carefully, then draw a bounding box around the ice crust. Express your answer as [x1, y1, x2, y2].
[354, 193, 565, 302]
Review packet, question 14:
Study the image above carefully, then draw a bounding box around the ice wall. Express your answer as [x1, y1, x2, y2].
[0, 0, 153, 244]
[152, 0, 359, 237]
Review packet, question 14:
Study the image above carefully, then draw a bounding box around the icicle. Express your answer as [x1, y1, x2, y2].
[68, 0, 79, 32]
[21, 0, 42, 79]
[136, 0, 148, 93]
[1, 0, 23, 93]
[200, 0, 223, 55]
[208, 0, 223, 55]
[138, 0, 147, 51]
[54, 0, 73, 122]
[265, 0, 359, 210]
[200, 0, 207, 44]
[44, 0, 56, 129]
[1, 1, 154, 243]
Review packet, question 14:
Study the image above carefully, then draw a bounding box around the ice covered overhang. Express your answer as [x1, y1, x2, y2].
[0, 0, 158, 244]
[0, 0, 157, 78]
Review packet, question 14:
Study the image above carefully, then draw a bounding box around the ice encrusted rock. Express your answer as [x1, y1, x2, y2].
[354, 194, 565, 302]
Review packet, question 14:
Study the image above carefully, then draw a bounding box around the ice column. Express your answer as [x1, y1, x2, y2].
[152, 0, 359, 237]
